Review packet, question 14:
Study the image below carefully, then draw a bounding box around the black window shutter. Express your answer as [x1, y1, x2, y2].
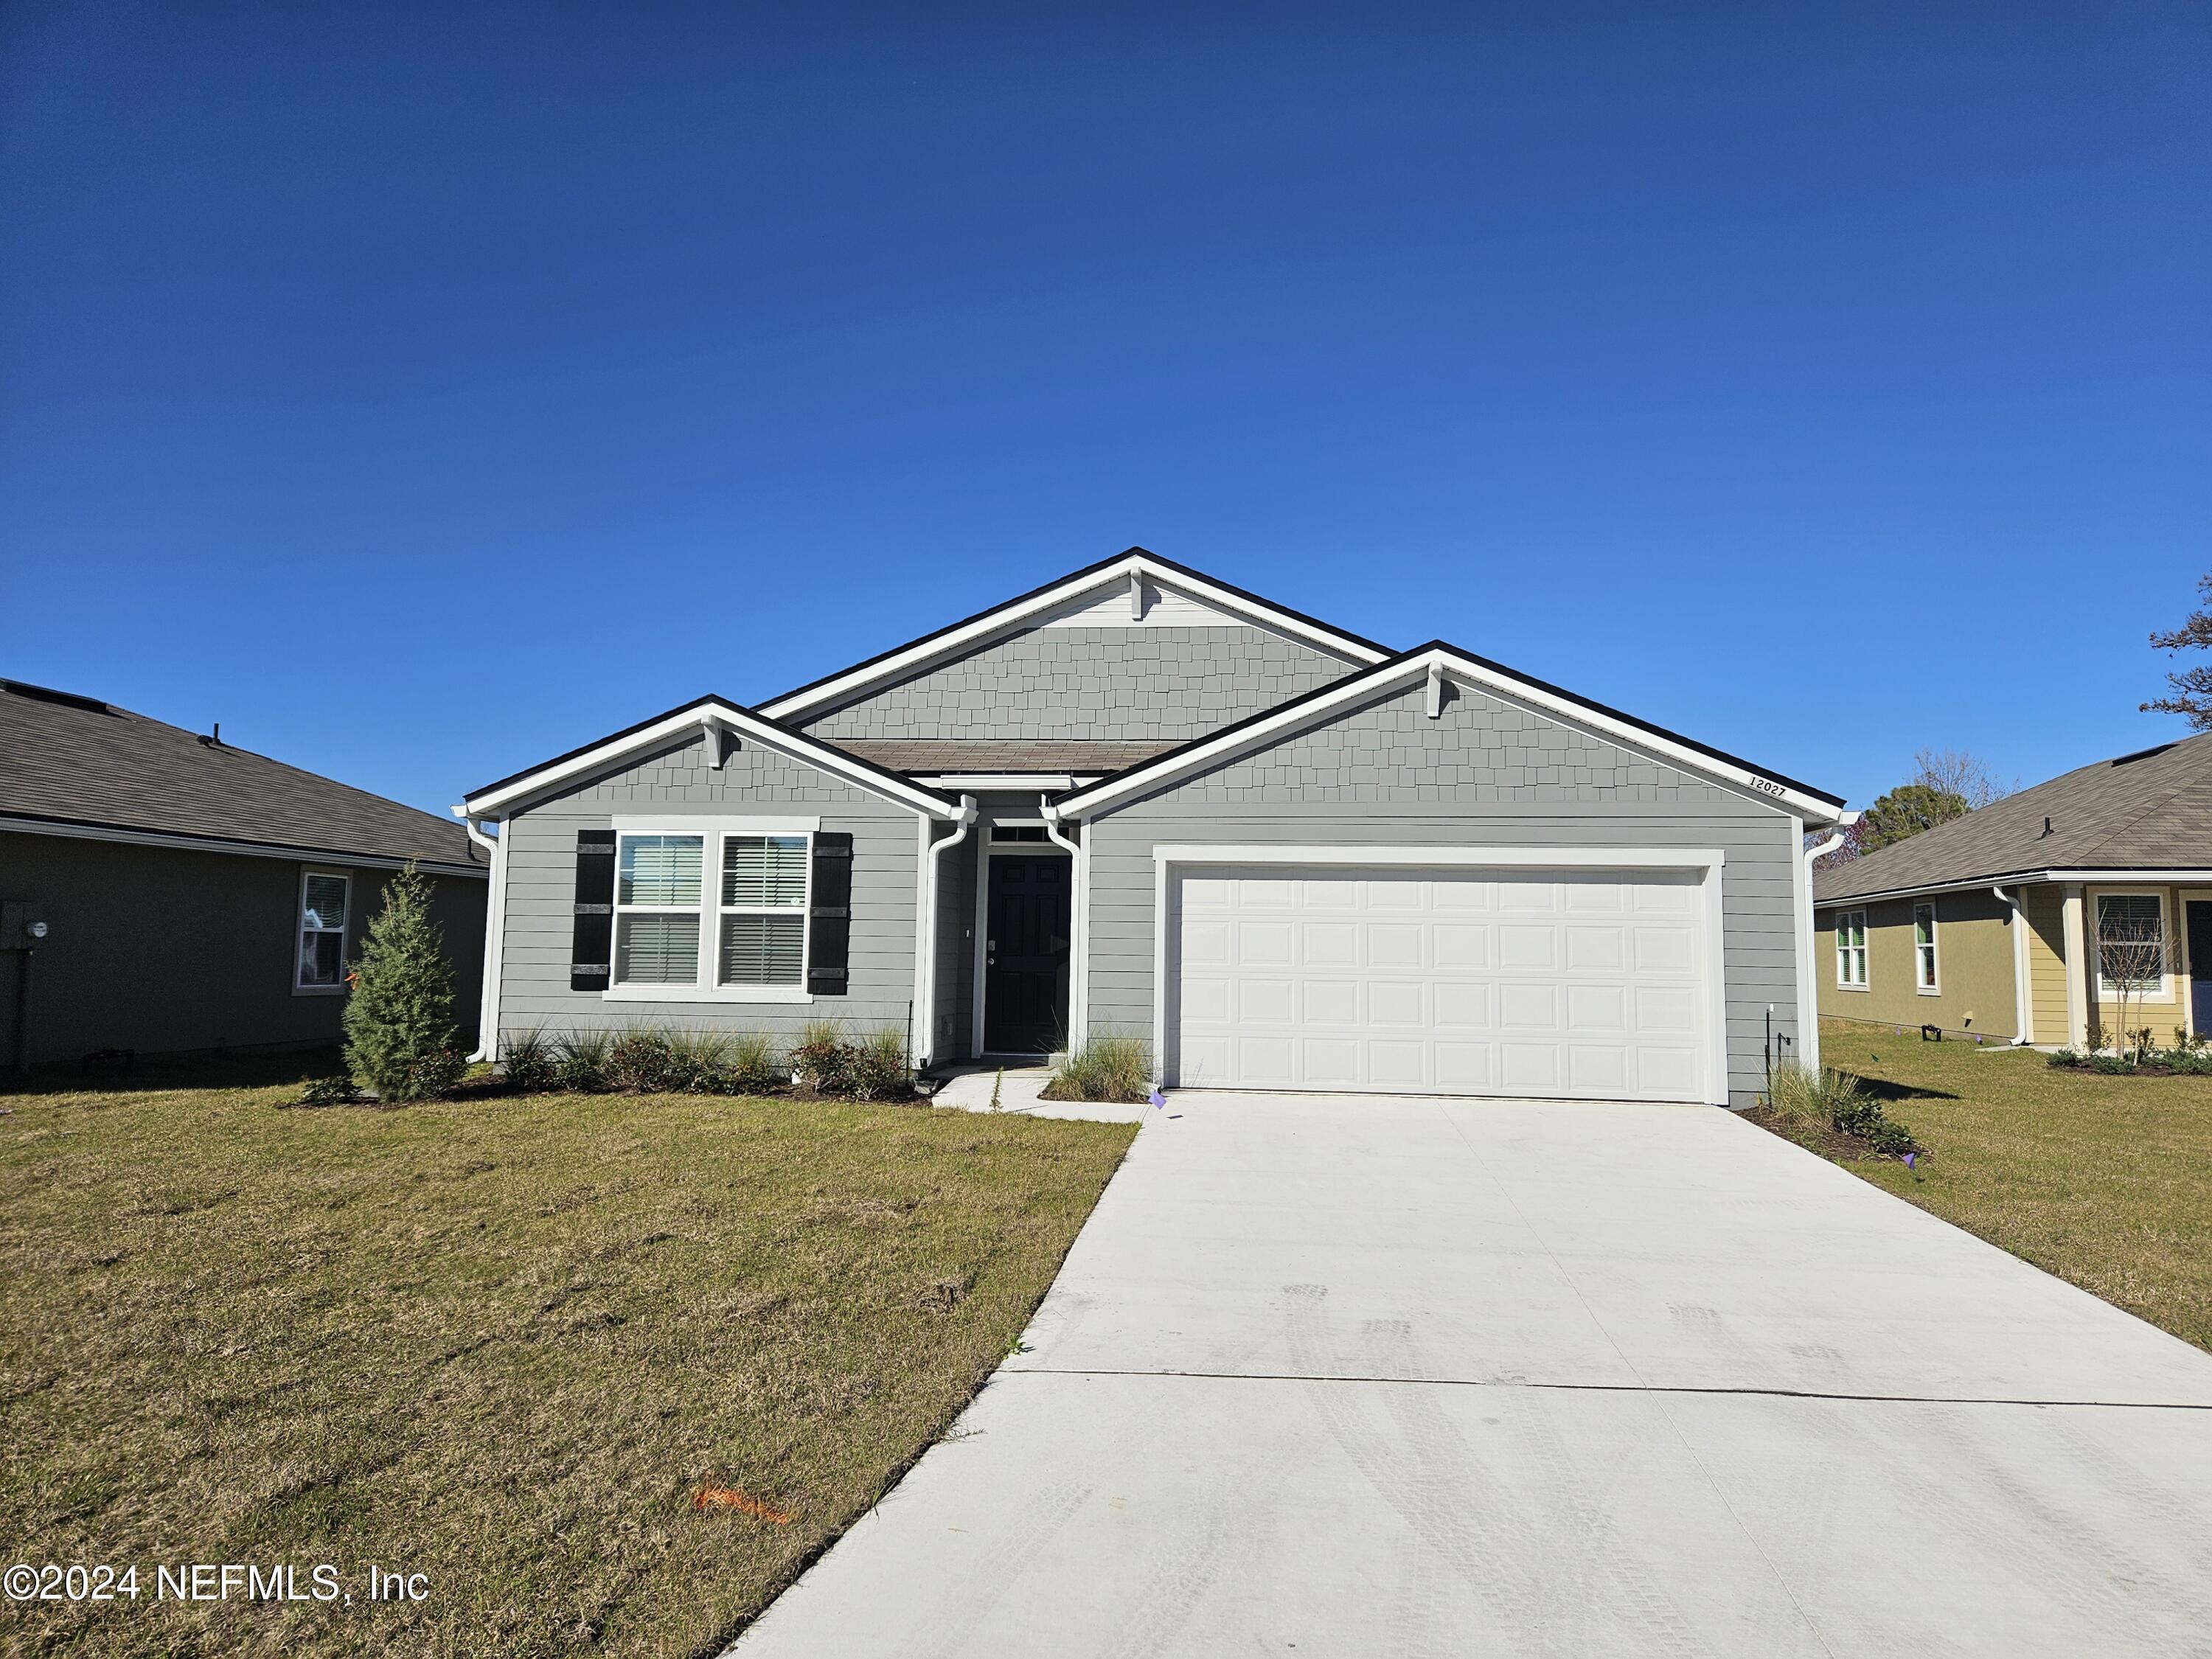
[809, 832, 852, 996]
[571, 830, 616, 991]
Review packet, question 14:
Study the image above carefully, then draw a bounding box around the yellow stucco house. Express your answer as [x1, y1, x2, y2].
[1813, 733, 2212, 1049]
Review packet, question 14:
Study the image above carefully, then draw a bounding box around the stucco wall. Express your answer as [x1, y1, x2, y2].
[1079, 678, 1804, 1107]
[797, 625, 1357, 742]
[0, 830, 485, 1067]
[494, 730, 922, 1046]
[1815, 889, 2019, 1041]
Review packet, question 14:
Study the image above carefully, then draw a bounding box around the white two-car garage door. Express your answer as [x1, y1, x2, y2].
[1169, 865, 1713, 1102]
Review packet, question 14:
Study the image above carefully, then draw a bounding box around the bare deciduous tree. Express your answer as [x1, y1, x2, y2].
[1911, 747, 2016, 810]
[2095, 914, 2168, 1060]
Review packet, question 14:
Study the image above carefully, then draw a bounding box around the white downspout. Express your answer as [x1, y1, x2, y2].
[915, 796, 978, 1068]
[456, 812, 505, 1063]
[1993, 885, 2033, 1044]
[1798, 812, 1858, 1076]
[1040, 796, 1085, 1055]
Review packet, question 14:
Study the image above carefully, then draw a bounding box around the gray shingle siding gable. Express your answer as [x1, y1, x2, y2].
[797, 625, 1358, 742]
[1082, 679, 1801, 1107]
[495, 731, 919, 1042]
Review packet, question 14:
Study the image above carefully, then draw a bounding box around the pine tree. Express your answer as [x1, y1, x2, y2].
[342, 864, 466, 1101]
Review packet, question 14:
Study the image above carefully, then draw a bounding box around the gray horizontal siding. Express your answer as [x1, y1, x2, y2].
[1082, 678, 1803, 1107]
[496, 730, 922, 1048]
[799, 625, 1357, 742]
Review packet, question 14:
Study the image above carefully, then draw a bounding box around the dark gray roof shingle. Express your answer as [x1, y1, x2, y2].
[0, 680, 483, 872]
[1815, 731, 2212, 904]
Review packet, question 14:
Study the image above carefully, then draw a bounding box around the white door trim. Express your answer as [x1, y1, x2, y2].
[1152, 845, 1731, 1105]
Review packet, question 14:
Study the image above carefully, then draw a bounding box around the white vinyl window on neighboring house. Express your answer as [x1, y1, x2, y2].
[608, 826, 814, 999]
[1913, 902, 1938, 992]
[296, 869, 350, 992]
[1835, 910, 1868, 988]
[2097, 892, 2168, 995]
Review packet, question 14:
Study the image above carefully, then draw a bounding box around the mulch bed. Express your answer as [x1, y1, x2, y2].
[1739, 1106, 1917, 1164]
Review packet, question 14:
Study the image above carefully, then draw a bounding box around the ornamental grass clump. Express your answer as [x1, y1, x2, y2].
[340, 865, 467, 1102]
[1763, 1061, 1921, 1160]
[1046, 1033, 1152, 1103]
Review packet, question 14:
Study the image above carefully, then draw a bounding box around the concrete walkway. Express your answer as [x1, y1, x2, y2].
[734, 1093, 2212, 1658]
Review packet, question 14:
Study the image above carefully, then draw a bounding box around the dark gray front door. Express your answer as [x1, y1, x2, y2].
[985, 856, 1071, 1054]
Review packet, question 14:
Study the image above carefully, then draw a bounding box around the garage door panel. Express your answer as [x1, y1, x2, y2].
[1366, 924, 1425, 967]
[1498, 981, 1559, 1030]
[1302, 979, 1359, 1023]
[1172, 865, 1708, 1102]
[1368, 980, 1425, 1026]
[1239, 978, 1295, 1025]
[1302, 922, 1357, 965]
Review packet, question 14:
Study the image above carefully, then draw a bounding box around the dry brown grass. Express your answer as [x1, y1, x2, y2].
[1817, 1018, 2212, 1354]
[0, 1065, 1133, 1656]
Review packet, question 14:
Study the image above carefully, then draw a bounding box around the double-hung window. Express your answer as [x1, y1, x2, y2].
[1913, 902, 1938, 992]
[1835, 910, 1868, 988]
[608, 821, 814, 999]
[719, 835, 808, 988]
[2096, 893, 2167, 996]
[615, 834, 705, 986]
[296, 869, 350, 992]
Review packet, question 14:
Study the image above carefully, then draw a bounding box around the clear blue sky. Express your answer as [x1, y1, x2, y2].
[4, 2, 2206, 817]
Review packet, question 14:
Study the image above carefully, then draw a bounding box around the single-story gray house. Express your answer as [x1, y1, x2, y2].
[459, 550, 1846, 1106]
[0, 678, 487, 1070]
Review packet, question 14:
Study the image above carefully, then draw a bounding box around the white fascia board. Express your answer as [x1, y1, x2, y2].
[1150, 844, 1725, 870]
[1060, 649, 1842, 824]
[1819, 869, 2212, 908]
[0, 813, 488, 879]
[758, 554, 1389, 723]
[462, 703, 958, 820]
[917, 773, 1078, 790]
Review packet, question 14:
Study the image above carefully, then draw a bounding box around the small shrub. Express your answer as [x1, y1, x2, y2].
[296, 1074, 361, 1107]
[603, 1027, 684, 1093]
[557, 1030, 612, 1093]
[720, 1032, 786, 1093]
[1764, 1062, 1866, 1134]
[847, 1026, 911, 1100]
[1048, 1033, 1152, 1103]
[790, 1020, 852, 1096]
[341, 864, 467, 1102]
[501, 1029, 560, 1093]
[1829, 1092, 1885, 1141]
[1866, 1118, 1922, 1158]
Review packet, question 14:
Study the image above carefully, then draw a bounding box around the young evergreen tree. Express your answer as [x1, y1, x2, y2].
[342, 864, 466, 1101]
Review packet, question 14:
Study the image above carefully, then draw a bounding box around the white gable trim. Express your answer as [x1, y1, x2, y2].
[461, 701, 959, 820]
[1054, 647, 1845, 824]
[758, 553, 1389, 723]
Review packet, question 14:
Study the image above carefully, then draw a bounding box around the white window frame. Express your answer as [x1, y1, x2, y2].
[1834, 909, 1868, 990]
[294, 866, 352, 995]
[2095, 887, 2173, 1001]
[603, 817, 819, 1004]
[1913, 901, 1939, 993]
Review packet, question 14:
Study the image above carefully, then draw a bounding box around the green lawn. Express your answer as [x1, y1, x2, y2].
[1814, 1019, 2212, 1354]
[0, 1062, 1135, 1657]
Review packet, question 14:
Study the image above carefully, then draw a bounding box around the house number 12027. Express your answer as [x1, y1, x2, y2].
[1748, 776, 1785, 796]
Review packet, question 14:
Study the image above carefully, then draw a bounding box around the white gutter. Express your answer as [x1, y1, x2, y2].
[916, 773, 1078, 790]
[914, 795, 978, 1068]
[1040, 795, 1087, 1054]
[1798, 812, 1859, 1075]
[1992, 886, 2034, 1044]
[455, 811, 507, 1063]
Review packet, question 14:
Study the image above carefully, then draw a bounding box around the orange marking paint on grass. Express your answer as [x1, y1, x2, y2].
[693, 1486, 793, 1523]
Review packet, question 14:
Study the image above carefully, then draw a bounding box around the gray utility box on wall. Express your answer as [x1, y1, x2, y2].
[1, 900, 47, 951]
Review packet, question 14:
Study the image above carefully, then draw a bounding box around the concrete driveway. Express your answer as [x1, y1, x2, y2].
[734, 1093, 2212, 1658]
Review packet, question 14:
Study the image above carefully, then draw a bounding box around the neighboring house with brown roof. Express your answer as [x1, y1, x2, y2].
[1813, 733, 2212, 1048]
[0, 678, 487, 1069]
